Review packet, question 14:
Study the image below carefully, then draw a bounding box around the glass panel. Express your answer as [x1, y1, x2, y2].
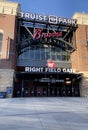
[35, 46, 40, 60]
[0, 33, 2, 41]
[62, 51, 67, 61]
[22, 51, 28, 59]
[55, 47, 62, 53]
[29, 46, 35, 60]
[55, 47, 62, 61]
[30, 50, 34, 60]
[18, 54, 22, 59]
[67, 55, 71, 61]
[41, 47, 45, 60]
[62, 55, 66, 61]
[17, 42, 71, 62]
[45, 47, 50, 60]
[51, 47, 55, 60]
[57, 55, 62, 60]
[52, 55, 56, 60]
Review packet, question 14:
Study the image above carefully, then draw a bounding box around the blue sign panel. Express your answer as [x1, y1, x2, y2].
[0, 92, 6, 98]
[6, 87, 13, 94]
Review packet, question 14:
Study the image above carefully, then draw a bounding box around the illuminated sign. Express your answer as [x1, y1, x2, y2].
[33, 29, 62, 39]
[20, 12, 77, 26]
[46, 60, 57, 68]
[25, 67, 76, 73]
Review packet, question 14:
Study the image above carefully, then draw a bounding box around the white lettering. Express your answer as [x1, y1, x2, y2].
[21, 12, 77, 26]
[62, 68, 67, 72]
[39, 15, 44, 20]
[72, 69, 76, 73]
[62, 68, 76, 73]
[20, 12, 24, 17]
[72, 19, 76, 25]
[35, 14, 39, 20]
[63, 19, 67, 24]
[45, 68, 48, 72]
[25, 67, 30, 72]
[25, 67, 43, 72]
[58, 17, 63, 23]
[43, 15, 48, 21]
[66, 68, 71, 73]
[31, 67, 36, 72]
[25, 67, 75, 73]
[57, 68, 61, 72]
[30, 14, 35, 19]
[25, 13, 30, 19]
[67, 19, 72, 24]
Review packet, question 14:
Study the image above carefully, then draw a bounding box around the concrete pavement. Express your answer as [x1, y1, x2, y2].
[0, 97, 88, 130]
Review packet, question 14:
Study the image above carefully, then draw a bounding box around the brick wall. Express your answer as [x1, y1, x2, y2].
[72, 24, 88, 71]
[0, 1, 20, 97]
[72, 13, 88, 96]
[0, 14, 17, 69]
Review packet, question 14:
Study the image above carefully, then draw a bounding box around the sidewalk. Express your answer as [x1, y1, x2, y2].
[0, 97, 88, 130]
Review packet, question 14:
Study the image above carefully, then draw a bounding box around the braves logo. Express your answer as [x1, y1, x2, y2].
[46, 60, 56, 68]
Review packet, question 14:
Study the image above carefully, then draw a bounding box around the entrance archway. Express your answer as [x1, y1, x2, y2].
[13, 73, 82, 97]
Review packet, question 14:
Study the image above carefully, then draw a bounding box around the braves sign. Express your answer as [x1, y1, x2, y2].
[33, 29, 62, 39]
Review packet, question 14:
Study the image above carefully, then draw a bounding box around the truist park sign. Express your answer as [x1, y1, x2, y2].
[20, 12, 77, 26]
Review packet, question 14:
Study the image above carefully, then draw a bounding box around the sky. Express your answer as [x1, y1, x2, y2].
[10, 0, 88, 18]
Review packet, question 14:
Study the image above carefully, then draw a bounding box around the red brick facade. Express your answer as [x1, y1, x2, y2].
[72, 13, 88, 96]
[0, 13, 17, 69]
[72, 24, 88, 72]
[0, 1, 20, 97]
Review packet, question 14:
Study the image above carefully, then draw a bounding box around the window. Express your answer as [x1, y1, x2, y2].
[35, 46, 40, 60]
[30, 47, 35, 60]
[41, 47, 46, 60]
[0, 32, 3, 52]
[46, 47, 50, 60]
[51, 47, 56, 60]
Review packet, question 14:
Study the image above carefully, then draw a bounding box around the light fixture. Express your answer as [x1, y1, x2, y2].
[66, 81, 71, 84]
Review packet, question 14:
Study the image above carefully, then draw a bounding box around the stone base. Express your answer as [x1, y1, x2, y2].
[0, 69, 15, 98]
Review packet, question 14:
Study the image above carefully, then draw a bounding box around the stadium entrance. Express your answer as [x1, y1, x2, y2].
[13, 71, 82, 97]
[14, 12, 81, 98]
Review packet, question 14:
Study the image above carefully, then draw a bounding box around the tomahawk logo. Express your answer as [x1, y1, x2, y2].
[46, 60, 57, 68]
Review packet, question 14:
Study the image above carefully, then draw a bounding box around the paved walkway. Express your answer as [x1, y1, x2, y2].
[0, 97, 88, 130]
